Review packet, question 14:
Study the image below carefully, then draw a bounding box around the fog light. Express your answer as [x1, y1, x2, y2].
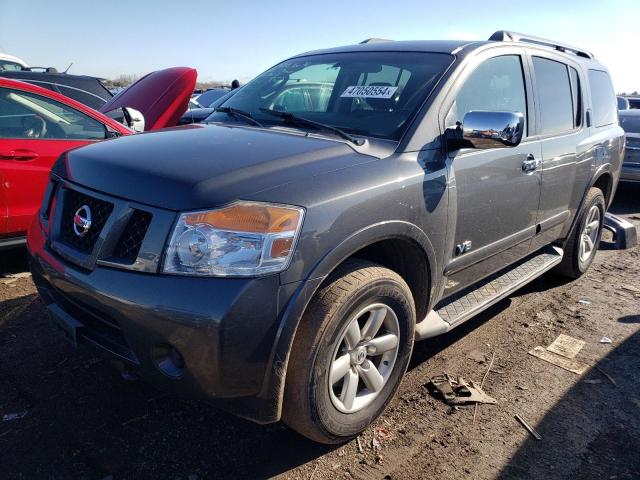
[152, 344, 185, 378]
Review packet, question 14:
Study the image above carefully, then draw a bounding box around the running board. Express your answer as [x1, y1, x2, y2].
[415, 245, 564, 340]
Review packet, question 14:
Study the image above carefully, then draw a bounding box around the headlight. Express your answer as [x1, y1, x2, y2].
[163, 202, 304, 276]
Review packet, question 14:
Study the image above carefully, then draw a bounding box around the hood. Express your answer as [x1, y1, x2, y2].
[99, 67, 197, 131]
[54, 124, 374, 210]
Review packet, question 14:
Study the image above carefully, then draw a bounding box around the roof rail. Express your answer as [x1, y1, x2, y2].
[359, 38, 393, 44]
[489, 30, 594, 59]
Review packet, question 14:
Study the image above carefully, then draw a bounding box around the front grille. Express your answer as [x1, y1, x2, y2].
[60, 189, 113, 253]
[113, 210, 153, 262]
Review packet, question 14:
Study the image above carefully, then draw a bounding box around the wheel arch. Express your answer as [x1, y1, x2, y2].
[562, 165, 615, 245]
[592, 170, 614, 207]
[262, 221, 439, 421]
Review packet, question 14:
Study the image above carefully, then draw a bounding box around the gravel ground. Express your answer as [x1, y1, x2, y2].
[1, 183, 639, 480]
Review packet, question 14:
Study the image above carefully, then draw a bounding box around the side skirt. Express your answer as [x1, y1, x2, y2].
[415, 245, 563, 340]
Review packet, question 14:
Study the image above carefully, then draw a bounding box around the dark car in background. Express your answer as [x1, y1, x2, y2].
[180, 89, 235, 124]
[623, 96, 640, 109]
[28, 31, 623, 444]
[618, 96, 630, 110]
[619, 109, 640, 182]
[0, 70, 112, 110]
[194, 88, 228, 107]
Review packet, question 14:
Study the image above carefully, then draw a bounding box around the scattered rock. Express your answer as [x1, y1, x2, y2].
[536, 310, 554, 322]
[621, 285, 640, 294]
[467, 350, 488, 364]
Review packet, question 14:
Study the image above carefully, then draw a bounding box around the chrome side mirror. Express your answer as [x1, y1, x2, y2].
[448, 111, 525, 150]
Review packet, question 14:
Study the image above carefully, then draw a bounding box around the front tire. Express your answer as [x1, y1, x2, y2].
[555, 187, 605, 279]
[283, 260, 415, 444]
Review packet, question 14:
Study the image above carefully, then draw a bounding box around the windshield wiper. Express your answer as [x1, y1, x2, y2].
[259, 108, 364, 146]
[214, 107, 263, 127]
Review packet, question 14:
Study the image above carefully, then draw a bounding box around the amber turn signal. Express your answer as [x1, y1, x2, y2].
[184, 203, 301, 234]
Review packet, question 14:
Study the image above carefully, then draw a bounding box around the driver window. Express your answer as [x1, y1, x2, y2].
[0, 87, 106, 140]
[445, 55, 527, 136]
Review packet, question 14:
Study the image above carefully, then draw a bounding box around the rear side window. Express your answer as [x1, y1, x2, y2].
[445, 55, 528, 135]
[532, 57, 574, 135]
[588, 70, 617, 127]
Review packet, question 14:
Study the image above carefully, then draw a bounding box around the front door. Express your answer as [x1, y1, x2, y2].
[442, 53, 542, 293]
[0, 86, 107, 236]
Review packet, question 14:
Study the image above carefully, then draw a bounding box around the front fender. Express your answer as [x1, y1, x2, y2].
[258, 220, 439, 421]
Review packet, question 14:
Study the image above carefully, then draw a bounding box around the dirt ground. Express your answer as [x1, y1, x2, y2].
[1, 184, 639, 480]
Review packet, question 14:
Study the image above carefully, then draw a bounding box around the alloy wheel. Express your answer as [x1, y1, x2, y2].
[579, 205, 600, 264]
[328, 303, 400, 414]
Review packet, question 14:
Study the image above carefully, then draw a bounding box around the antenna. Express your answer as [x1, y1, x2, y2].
[63, 62, 73, 74]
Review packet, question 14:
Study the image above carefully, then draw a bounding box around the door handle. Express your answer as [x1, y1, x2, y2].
[522, 154, 540, 173]
[0, 150, 39, 161]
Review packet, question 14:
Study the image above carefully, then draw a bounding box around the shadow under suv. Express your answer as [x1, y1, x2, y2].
[27, 31, 624, 443]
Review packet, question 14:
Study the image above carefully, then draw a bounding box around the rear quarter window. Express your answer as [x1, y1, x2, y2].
[588, 70, 617, 127]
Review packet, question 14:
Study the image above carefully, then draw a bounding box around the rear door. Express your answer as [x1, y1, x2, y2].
[0, 86, 108, 236]
[528, 54, 589, 251]
[442, 50, 543, 292]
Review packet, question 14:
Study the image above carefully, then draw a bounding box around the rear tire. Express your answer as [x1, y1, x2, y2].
[555, 187, 605, 279]
[283, 259, 415, 444]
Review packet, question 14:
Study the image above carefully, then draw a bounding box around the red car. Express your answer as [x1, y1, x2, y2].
[0, 68, 196, 248]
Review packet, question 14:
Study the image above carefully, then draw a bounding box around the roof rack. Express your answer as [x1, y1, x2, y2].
[489, 30, 594, 59]
[359, 38, 393, 44]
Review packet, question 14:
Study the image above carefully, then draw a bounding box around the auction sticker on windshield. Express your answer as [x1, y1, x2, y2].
[341, 85, 398, 98]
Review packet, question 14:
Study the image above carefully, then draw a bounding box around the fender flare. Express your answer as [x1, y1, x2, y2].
[260, 220, 439, 420]
[565, 164, 614, 240]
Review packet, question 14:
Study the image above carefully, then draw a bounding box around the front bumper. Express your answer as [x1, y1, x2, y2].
[28, 218, 298, 423]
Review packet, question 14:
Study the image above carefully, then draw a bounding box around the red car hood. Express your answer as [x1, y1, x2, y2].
[99, 67, 197, 131]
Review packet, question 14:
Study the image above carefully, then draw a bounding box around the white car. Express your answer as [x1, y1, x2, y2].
[0, 54, 29, 71]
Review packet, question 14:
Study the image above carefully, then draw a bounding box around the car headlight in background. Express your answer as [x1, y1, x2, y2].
[163, 202, 304, 276]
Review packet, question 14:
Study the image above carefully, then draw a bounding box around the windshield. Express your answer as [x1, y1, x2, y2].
[208, 51, 452, 141]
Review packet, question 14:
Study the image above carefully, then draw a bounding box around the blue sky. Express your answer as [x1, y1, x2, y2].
[0, 0, 637, 92]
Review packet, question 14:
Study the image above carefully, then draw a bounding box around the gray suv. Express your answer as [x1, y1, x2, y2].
[27, 31, 624, 443]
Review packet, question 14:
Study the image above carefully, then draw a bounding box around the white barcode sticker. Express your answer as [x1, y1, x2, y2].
[340, 85, 398, 98]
